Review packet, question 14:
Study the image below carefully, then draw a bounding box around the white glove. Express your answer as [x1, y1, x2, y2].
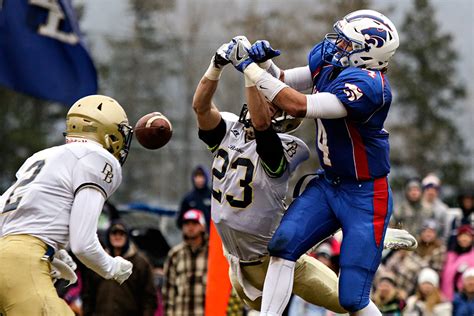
[212, 42, 232, 70]
[111, 256, 133, 285]
[205, 39, 248, 81]
[50, 249, 78, 285]
[225, 35, 253, 72]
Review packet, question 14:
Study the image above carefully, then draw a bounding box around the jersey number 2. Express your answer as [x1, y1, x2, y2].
[3, 160, 46, 213]
[212, 149, 254, 208]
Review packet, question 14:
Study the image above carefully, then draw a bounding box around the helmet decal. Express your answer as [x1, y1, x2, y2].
[361, 27, 388, 48]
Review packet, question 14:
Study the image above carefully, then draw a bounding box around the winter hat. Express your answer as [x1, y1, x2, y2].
[420, 218, 438, 232]
[462, 267, 474, 281]
[315, 243, 333, 260]
[418, 268, 439, 287]
[406, 178, 422, 191]
[183, 209, 206, 228]
[457, 224, 474, 237]
[422, 174, 441, 190]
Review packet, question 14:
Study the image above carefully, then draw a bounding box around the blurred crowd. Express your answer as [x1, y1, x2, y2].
[56, 168, 474, 316]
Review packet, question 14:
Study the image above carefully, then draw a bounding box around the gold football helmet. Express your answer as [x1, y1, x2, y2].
[65, 95, 133, 165]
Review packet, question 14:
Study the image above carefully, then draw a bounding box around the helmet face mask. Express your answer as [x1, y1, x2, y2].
[65, 95, 133, 165]
[321, 9, 399, 70]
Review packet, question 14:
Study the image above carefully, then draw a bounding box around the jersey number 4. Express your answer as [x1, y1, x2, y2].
[317, 119, 332, 166]
[212, 149, 254, 208]
[3, 159, 46, 213]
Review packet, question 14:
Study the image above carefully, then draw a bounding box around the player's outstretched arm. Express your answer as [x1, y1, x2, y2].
[69, 187, 132, 284]
[247, 63, 348, 119]
[248, 40, 314, 92]
[227, 38, 347, 120]
[192, 43, 231, 131]
[245, 78, 287, 177]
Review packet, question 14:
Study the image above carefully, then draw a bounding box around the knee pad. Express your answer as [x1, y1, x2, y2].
[268, 226, 298, 261]
[338, 293, 369, 313]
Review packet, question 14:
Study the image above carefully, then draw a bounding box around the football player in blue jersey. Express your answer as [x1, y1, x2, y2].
[225, 10, 400, 316]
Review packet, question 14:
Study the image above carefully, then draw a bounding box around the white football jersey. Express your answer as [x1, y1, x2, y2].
[212, 112, 310, 261]
[0, 141, 121, 250]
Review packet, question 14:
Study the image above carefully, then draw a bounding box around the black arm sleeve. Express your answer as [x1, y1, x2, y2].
[255, 126, 287, 178]
[198, 118, 226, 151]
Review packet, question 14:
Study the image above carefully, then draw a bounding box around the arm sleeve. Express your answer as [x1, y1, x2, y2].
[198, 118, 226, 152]
[69, 187, 118, 279]
[304, 92, 348, 119]
[283, 66, 313, 92]
[255, 126, 287, 178]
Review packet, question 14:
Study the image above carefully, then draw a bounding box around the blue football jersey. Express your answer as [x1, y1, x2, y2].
[307, 42, 392, 180]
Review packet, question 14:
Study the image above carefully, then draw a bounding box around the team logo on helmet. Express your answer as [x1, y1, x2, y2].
[361, 27, 388, 48]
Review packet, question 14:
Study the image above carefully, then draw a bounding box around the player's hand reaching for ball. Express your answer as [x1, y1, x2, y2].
[248, 40, 281, 63]
[213, 42, 232, 69]
[111, 256, 133, 285]
[225, 36, 254, 72]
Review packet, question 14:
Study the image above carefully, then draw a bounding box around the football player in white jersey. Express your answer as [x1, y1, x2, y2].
[0, 95, 134, 315]
[194, 38, 417, 314]
[193, 38, 347, 313]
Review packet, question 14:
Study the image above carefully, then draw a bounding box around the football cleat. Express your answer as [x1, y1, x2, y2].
[384, 228, 418, 250]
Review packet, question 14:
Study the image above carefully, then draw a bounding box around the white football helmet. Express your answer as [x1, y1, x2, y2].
[65, 95, 133, 165]
[322, 9, 399, 70]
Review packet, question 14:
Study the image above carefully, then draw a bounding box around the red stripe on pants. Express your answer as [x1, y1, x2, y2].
[373, 177, 388, 247]
[347, 122, 370, 180]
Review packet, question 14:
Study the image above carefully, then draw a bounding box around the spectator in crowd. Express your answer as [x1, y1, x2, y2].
[372, 271, 406, 315]
[162, 209, 208, 316]
[390, 178, 428, 236]
[384, 219, 446, 296]
[441, 224, 474, 300]
[404, 268, 452, 316]
[453, 267, 474, 316]
[176, 166, 212, 231]
[421, 174, 450, 240]
[313, 242, 335, 272]
[82, 221, 157, 316]
[448, 188, 474, 250]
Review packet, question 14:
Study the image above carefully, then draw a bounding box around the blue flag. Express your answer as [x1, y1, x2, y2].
[0, 0, 97, 105]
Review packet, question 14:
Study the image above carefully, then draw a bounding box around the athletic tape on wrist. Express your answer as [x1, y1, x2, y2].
[244, 74, 255, 87]
[204, 59, 222, 81]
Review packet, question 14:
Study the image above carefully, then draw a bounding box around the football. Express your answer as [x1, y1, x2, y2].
[134, 112, 172, 149]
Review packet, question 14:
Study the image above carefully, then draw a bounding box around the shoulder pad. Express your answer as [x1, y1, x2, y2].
[307, 41, 325, 76]
[332, 68, 384, 104]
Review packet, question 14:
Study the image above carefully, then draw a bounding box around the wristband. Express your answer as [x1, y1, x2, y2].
[204, 58, 222, 81]
[243, 63, 265, 83]
[245, 63, 288, 102]
[245, 74, 255, 87]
